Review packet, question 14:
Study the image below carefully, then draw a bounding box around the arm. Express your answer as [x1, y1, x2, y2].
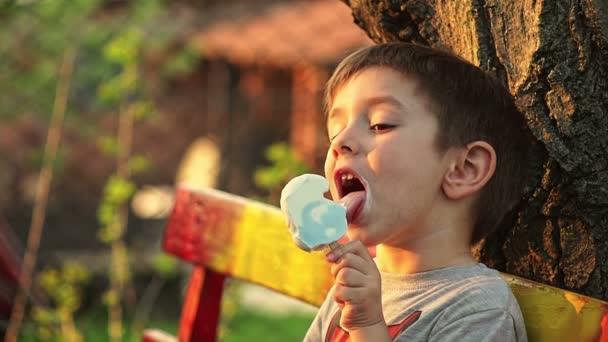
[429, 309, 519, 342]
[327, 241, 391, 342]
[349, 322, 392, 341]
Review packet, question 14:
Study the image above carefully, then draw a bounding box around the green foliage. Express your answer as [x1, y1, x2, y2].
[105, 176, 136, 204]
[97, 175, 136, 242]
[3, 0, 191, 340]
[127, 100, 157, 122]
[128, 154, 153, 174]
[221, 306, 314, 342]
[103, 29, 143, 66]
[0, 0, 168, 121]
[218, 281, 240, 340]
[89, 5, 165, 340]
[0, 0, 16, 10]
[102, 289, 119, 308]
[22, 306, 179, 342]
[163, 44, 200, 77]
[97, 29, 143, 106]
[151, 253, 178, 279]
[96, 135, 120, 157]
[23, 301, 312, 342]
[0, 0, 102, 120]
[31, 262, 91, 342]
[254, 143, 310, 192]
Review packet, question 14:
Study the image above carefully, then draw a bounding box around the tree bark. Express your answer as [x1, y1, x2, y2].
[342, 0, 608, 299]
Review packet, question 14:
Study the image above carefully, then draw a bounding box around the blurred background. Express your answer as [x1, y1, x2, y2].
[0, 0, 371, 340]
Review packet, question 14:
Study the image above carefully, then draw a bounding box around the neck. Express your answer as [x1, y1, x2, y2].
[374, 227, 475, 274]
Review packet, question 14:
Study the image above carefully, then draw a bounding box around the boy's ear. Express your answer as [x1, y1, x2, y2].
[442, 141, 496, 200]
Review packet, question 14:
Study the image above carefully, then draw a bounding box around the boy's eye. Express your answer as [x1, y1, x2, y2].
[370, 124, 395, 132]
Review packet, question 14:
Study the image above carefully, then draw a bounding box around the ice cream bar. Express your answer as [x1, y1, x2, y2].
[280, 174, 347, 252]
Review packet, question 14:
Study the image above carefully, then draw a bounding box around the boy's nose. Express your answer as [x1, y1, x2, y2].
[331, 129, 360, 158]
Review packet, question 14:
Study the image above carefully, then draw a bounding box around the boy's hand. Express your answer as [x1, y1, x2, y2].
[326, 240, 385, 332]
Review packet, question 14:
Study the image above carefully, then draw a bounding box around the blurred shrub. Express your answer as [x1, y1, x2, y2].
[254, 142, 310, 204]
[31, 262, 91, 342]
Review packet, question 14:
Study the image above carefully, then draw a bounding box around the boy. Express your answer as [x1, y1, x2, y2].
[305, 43, 530, 341]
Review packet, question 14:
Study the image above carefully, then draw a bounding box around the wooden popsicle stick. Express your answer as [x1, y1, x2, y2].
[323, 241, 341, 256]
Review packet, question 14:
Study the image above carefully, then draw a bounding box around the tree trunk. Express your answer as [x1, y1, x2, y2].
[342, 0, 608, 299]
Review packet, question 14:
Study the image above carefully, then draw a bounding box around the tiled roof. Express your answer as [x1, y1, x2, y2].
[191, 0, 372, 66]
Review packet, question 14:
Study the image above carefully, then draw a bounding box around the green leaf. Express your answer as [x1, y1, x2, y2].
[102, 289, 118, 306]
[127, 100, 154, 121]
[266, 143, 289, 162]
[97, 221, 122, 243]
[163, 45, 200, 77]
[102, 28, 143, 65]
[151, 253, 178, 278]
[0, 0, 16, 11]
[96, 135, 120, 156]
[96, 201, 115, 227]
[62, 261, 90, 284]
[96, 77, 123, 106]
[31, 307, 55, 325]
[254, 142, 310, 193]
[37, 326, 54, 341]
[128, 154, 152, 174]
[38, 269, 60, 292]
[105, 175, 136, 203]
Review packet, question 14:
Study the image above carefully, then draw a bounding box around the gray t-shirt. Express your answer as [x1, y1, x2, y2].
[304, 263, 527, 341]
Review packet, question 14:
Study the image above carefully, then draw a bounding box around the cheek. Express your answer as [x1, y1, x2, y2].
[324, 151, 338, 198]
[369, 144, 418, 207]
[324, 150, 334, 178]
[369, 143, 404, 177]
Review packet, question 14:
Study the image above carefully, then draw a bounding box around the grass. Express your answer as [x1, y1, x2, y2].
[15, 277, 316, 341]
[17, 302, 315, 341]
[18, 310, 178, 342]
[221, 309, 315, 342]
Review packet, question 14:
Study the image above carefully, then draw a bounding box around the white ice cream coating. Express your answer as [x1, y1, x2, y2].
[280, 174, 347, 252]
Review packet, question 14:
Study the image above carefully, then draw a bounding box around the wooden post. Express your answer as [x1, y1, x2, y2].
[290, 64, 325, 169]
[177, 267, 226, 342]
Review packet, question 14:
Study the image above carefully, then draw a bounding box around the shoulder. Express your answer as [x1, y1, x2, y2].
[382, 263, 519, 315]
[427, 308, 526, 342]
[430, 264, 527, 340]
[384, 264, 527, 341]
[453, 264, 513, 300]
[436, 264, 520, 314]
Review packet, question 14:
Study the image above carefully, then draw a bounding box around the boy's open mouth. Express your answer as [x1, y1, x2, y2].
[335, 169, 367, 224]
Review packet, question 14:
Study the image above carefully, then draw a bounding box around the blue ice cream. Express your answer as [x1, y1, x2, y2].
[280, 174, 347, 252]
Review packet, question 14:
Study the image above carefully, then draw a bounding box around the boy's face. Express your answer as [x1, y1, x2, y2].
[324, 67, 454, 247]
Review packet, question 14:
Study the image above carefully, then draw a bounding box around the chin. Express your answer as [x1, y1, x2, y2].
[346, 226, 379, 247]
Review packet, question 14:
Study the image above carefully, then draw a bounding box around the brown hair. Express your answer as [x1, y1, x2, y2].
[325, 43, 531, 245]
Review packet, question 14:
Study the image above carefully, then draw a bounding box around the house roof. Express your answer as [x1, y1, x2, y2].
[190, 0, 372, 66]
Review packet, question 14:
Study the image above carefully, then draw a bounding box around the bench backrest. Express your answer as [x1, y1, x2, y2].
[163, 186, 608, 342]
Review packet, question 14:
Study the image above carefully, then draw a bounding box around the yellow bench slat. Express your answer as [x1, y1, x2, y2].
[163, 186, 608, 341]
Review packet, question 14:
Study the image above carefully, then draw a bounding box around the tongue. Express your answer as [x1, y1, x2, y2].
[339, 191, 366, 223]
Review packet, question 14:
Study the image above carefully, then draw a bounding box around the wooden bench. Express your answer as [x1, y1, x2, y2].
[143, 186, 608, 342]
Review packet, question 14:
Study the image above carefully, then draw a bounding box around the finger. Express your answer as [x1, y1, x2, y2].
[333, 285, 345, 304]
[330, 253, 369, 278]
[327, 240, 373, 263]
[334, 267, 366, 287]
[333, 283, 366, 304]
[333, 294, 345, 311]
